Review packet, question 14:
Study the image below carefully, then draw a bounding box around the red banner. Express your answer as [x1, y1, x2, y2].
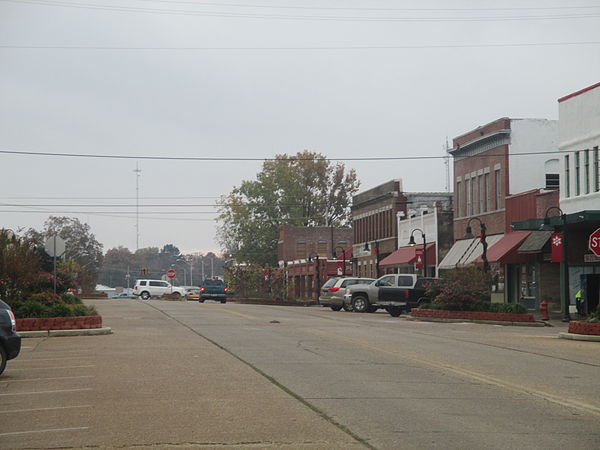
[415, 247, 424, 269]
[551, 232, 563, 263]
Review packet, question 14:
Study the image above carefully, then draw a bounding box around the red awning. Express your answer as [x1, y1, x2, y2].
[476, 231, 532, 264]
[379, 243, 436, 267]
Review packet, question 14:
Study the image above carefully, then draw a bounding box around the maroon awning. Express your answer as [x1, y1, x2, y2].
[379, 243, 436, 267]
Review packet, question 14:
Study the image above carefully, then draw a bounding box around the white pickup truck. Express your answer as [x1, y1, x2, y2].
[344, 274, 437, 316]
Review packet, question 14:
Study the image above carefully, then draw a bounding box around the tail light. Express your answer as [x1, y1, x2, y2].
[224, 287, 228, 292]
[328, 287, 341, 292]
[7, 309, 16, 332]
[200, 287, 205, 292]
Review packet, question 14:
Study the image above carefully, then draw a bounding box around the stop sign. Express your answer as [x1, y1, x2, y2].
[589, 228, 600, 257]
[167, 269, 176, 279]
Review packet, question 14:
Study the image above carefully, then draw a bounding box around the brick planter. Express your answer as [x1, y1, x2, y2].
[16, 315, 103, 332]
[568, 321, 600, 336]
[411, 308, 535, 323]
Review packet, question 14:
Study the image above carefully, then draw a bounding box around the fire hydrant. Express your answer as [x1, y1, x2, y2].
[540, 300, 549, 321]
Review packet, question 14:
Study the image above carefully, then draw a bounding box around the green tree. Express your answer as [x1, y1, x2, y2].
[25, 217, 104, 292]
[217, 151, 359, 265]
[0, 229, 42, 300]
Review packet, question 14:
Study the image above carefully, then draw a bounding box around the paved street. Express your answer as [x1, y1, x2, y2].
[2, 299, 600, 449]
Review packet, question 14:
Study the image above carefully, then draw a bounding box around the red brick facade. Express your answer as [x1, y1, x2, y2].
[277, 225, 353, 263]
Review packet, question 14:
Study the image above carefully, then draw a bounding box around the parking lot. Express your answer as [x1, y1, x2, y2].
[0, 299, 364, 449]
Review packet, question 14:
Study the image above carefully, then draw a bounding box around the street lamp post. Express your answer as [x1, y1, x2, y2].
[408, 228, 427, 277]
[333, 245, 346, 276]
[307, 252, 320, 304]
[464, 218, 489, 273]
[541, 207, 570, 322]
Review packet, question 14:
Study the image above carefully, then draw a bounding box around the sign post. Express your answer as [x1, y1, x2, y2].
[44, 235, 66, 294]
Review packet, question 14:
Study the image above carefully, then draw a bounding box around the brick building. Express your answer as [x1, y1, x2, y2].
[277, 225, 353, 300]
[440, 117, 560, 305]
[352, 180, 407, 278]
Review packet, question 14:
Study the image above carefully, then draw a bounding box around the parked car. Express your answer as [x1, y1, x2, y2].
[0, 300, 21, 376]
[185, 287, 201, 301]
[319, 277, 376, 311]
[110, 292, 138, 299]
[199, 279, 229, 303]
[133, 279, 186, 300]
[344, 274, 435, 314]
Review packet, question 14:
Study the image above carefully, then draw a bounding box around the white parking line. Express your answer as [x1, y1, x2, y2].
[0, 388, 93, 397]
[0, 405, 92, 414]
[8, 365, 95, 371]
[7, 376, 94, 382]
[15, 357, 91, 362]
[0, 427, 89, 437]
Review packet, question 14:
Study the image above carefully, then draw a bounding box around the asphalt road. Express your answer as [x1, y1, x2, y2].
[2, 299, 599, 449]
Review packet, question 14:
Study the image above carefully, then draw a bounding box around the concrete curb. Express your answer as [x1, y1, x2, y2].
[405, 316, 546, 327]
[19, 327, 112, 338]
[558, 332, 600, 342]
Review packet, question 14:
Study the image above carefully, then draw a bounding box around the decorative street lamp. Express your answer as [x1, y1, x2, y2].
[307, 252, 320, 304]
[464, 218, 489, 273]
[541, 206, 570, 322]
[333, 246, 346, 276]
[408, 228, 427, 277]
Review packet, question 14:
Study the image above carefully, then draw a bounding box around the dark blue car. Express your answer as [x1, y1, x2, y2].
[0, 300, 21, 376]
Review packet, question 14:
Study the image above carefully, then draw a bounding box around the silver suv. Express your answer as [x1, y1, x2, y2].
[319, 277, 376, 311]
[133, 279, 186, 300]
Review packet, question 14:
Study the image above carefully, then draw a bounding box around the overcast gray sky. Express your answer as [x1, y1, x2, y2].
[1, 0, 599, 255]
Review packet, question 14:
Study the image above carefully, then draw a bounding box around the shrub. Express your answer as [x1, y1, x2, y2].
[15, 300, 51, 318]
[71, 304, 92, 316]
[50, 303, 74, 317]
[26, 291, 63, 306]
[61, 293, 82, 304]
[418, 300, 528, 314]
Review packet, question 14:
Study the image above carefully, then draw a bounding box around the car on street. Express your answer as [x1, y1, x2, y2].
[199, 278, 229, 303]
[0, 300, 21, 376]
[319, 277, 376, 311]
[185, 287, 201, 301]
[133, 279, 186, 300]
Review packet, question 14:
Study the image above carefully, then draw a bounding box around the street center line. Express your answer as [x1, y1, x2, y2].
[0, 427, 89, 437]
[0, 405, 92, 414]
[204, 306, 259, 319]
[312, 328, 600, 417]
[0, 388, 93, 397]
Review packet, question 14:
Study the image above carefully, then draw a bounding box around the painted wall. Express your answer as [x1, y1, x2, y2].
[558, 83, 600, 214]
[509, 119, 559, 195]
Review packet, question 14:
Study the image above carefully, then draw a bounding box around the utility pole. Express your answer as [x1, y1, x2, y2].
[134, 162, 142, 250]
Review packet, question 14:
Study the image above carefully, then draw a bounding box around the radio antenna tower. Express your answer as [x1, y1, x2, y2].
[444, 137, 451, 192]
[134, 162, 142, 250]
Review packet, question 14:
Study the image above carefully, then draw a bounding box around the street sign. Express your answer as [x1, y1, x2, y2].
[589, 228, 600, 257]
[167, 269, 176, 279]
[44, 235, 66, 257]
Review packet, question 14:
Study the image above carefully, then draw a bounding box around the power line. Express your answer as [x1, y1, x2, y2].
[3, 0, 599, 22]
[2, 42, 600, 51]
[0, 148, 569, 161]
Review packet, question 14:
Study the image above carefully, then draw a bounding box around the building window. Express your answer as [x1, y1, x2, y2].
[466, 178, 473, 216]
[584, 149, 590, 194]
[564, 154, 570, 198]
[594, 147, 599, 192]
[494, 168, 502, 210]
[575, 151, 581, 196]
[484, 173, 490, 212]
[296, 241, 306, 259]
[478, 174, 484, 213]
[317, 241, 328, 256]
[456, 181, 462, 217]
